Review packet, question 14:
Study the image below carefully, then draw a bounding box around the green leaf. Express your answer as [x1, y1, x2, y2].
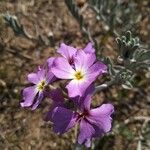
[122, 82, 133, 89]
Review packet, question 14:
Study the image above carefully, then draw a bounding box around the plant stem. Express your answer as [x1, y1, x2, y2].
[94, 79, 116, 93]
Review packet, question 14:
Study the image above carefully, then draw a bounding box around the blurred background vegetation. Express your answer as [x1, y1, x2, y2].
[0, 0, 150, 149]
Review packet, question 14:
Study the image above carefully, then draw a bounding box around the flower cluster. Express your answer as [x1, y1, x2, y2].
[20, 42, 114, 147]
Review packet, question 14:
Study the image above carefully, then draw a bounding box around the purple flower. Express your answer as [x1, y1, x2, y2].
[77, 103, 114, 147]
[20, 67, 55, 110]
[51, 49, 107, 97]
[46, 88, 114, 147]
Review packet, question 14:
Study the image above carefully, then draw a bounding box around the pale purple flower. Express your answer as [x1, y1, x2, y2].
[20, 67, 55, 110]
[51, 49, 107, 97]
[46, 87, 114, 147]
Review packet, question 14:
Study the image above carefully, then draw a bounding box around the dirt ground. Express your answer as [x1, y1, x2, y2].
[0, 0, 150, 150]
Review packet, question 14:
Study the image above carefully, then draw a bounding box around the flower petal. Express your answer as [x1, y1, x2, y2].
[27, 73, 39, 84]
[97, 61, 107, 74]
[88, 61, 107, 76]
[78, 118, 105, 147]
[51, 106, 78, 134]
[66, 74, 94, 98]
[46, 71, 56, 84]
[66, 80, 83, 97]
[20, 86, 37, 107]
[47, 57, 56, 69]
[31, 92, 44, 110]
[77, 80, 92, 98]
[66, 80, 90, 97]
[78, 119, 94, 147]
[88, 104, 114, 133]
[44, 89, 64, 122]
[57, 43, 77, 60]
[73, 84, 94, 111]
[50, 88, 64, 103]
[74, 50, 96, 71]
[37, 68, 46, 81]
[83, 42, 95, 54]
[51, 57, 75, 79]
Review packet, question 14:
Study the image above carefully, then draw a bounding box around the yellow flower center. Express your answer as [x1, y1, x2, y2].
[37, 80, 46, 91]
[74, 71, 84, 80]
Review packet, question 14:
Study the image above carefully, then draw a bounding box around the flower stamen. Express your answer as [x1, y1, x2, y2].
[37, 80, 46, 91]
[74, 71, 84, 80]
